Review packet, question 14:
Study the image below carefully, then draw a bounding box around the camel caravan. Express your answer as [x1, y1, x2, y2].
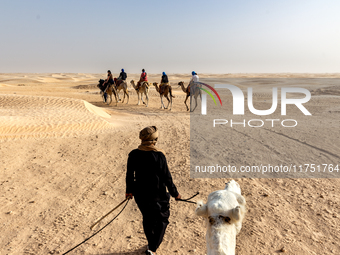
[97, 69, 202, 111]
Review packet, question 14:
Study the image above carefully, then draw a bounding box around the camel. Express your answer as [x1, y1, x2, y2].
[97, 79, 118, 106]
[114, 79, 129, 104]
[152, 82, 175, 110]
[178, 81, 201, 112]
[195, 180, 246, 255]
[130, 80, 149, 107]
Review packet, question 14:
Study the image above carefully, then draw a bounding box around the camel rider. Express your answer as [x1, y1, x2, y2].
[159, 72, 169, 94]
[116, 68, 127, 87]
[103, 70, 114, 91]
[126, 126, 181, 255]
[137, 69, 148, 91]
[187, 71, 199, 94]
[190, 71, 199, 83]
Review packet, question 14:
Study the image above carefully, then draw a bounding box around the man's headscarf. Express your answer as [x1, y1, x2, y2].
[138, 126, 165, 155]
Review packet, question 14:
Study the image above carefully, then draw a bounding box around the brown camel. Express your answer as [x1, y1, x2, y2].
[178, 81, 201, 111]
[115, 80, 129, 104]
[97, 79, 118, 106]
[130, 80, 149, 107]
[152, 82, 175, 110]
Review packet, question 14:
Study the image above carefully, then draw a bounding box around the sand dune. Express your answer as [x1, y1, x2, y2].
[0, 79, 43, 84]
[0, 94, 113, 140]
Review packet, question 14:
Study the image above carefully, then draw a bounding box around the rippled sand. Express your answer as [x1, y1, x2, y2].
[0, 95, 113, 140]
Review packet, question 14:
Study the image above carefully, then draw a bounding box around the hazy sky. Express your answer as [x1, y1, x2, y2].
[1, 0, 340, 73]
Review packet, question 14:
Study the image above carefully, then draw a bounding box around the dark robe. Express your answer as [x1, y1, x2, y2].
[126, 149, 179, 252]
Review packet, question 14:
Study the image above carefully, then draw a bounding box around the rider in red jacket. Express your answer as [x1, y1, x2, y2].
[137, 69, 148, 91]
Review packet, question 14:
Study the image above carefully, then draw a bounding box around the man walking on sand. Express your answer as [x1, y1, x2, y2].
[126, 126, 181, 255]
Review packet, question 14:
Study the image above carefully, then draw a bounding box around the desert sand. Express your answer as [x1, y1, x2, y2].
[0, 73, 339, 255]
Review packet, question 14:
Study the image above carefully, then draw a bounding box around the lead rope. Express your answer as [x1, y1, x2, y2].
[62, 192, 199, 254]
[176, 192, 199, 204]
[62, 199, 130, 255]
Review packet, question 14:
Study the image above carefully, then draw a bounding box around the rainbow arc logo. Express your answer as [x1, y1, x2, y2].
[196, 82, 222, 106]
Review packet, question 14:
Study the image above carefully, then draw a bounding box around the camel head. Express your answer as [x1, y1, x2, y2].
[178, 81, 189, 94]
[130, 80, 136, 89]
[152, 82, 160, 92]
[97, 79, 106, 90]
[98, 79, 105, 85]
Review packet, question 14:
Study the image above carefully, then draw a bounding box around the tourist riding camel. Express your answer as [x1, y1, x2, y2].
[113, 77, 129, 104]
[159, 72, 169, 94]
[98, 70, 117, 104]
[178, 71, 201, 111]
[189, 71, 199, 91]
[130, 80, 149, 107]
[137, 69, 148, 91]
[97, 79, 118, 106]
[102, 70, 114, 90]
[153, 82, 174, 110]
[116, 68, 127, 88]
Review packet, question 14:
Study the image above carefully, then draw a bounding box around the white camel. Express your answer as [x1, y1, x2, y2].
[195, 180, 246, 255]
[130, 80, 149, 107]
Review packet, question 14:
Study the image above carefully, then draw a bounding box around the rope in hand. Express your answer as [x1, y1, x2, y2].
[176, 192, 199, 204]
[62, 199, 129, 255]
[62, 192, 198, 254]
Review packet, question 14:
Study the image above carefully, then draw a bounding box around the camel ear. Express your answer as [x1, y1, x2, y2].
[195, 200, 208, 218]
[235, 194, 246, 206]
[231, 206, 241, 221]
